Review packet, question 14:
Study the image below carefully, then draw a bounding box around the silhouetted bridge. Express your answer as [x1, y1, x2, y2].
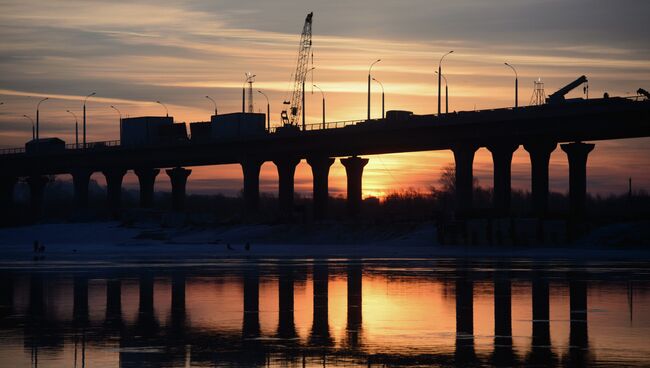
[1, 96, 649, 222]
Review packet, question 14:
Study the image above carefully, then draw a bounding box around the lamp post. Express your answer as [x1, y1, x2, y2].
[302, 67, 316, 130]
[36, 97, 48, 141]
[23, 115, 35, 140]
[83, 92, 95, 149]
[313, 84, 325, 129]
[435, 71, 448, 114]
[504, 62, 518, 108]
[257, 90, 270, 132]
[367, 59, 381, 120]
[205, 95, 218, 116]
[110, 105, 122, 141]
[66, 110, 79, 148]
[156, 100, 169, 117]
[438, 51, 453, 115]
[372, 77, 385, 119]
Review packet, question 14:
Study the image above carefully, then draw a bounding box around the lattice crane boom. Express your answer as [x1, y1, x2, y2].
[281, 12, 313, 127]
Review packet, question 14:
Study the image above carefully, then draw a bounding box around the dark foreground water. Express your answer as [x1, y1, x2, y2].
[0, 258, 649, 367]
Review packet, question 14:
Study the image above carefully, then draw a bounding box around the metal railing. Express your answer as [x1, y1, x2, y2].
[269, 118, 366, 133]
[0, 147, 26, 155]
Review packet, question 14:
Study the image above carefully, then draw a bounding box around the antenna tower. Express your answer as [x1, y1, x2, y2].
[530, 78, 545, 106]
[246, 72, 255, 113]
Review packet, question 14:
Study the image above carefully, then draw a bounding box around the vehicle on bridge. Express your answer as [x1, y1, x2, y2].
[25, 138, 65, 154]
[121, 116, 188, 146]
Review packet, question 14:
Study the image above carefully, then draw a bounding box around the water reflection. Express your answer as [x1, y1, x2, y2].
[1, 259, 649, 367]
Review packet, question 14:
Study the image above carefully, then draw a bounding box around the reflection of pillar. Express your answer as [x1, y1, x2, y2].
[452, 145, 478, 215]
[561, 142, 595, 220]
[0, 176, 17, 226]
[73, 276, 89, 327]
[71, 169, 92, 209]
[346, 263, 363, 348]
[277, 265, 297, 338]
[170, 273, 186, 334]
[526, 274, 555, 365]
[310, 263, 332, 345]
[565, 275, 589, 366]
[273, 157, 300, 217]
[134, 168, 159, 208]
[105, 279, 122, 323]
[487, 144, 518, 215]
[307, 156, 335, 220]
[455, 273, 475, 362]
[492, 271, 516, 366]
[243, 268, 260, 338]
[0, 273, 13, 317]
[240, 159, 263, 214]
[26, 175, 50, 219]
[137, 274, 158, 335]
[340, 156, 369, 217]
[524, 141, 557, 217]
[166, 167, 191, 212]
[102, 168, 127, 218]
[28, 274, 45, 319]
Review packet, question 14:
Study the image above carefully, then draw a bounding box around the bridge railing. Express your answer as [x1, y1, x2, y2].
[0, 147, 26, 155]
[269, 118, 366, 133]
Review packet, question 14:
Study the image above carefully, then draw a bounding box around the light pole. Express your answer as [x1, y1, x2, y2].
[367, 59, 381, 120]
[83, 92, 95, 148]
[504, 62, 518, 108]
[156, 100, 169, 117]
[110, 105, 122, 140]
[302, 67, 316, 130]
[438, 51, 453, 115]
[205, 95, 217, 116]
[36, 97, 48, 141]
[313, 84, 325, 129]
[435, 71, 448, 114]
[372, 77, 385, 119]
[23, 115, 35, 140]
[66, 110, 79, 148]
[257, 90, 270, 131]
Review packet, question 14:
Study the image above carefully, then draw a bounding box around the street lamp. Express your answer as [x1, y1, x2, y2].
[205, 95, 218, 116]
[504, 62, 518, 108]
[110, 105, 122, 140]
[83, 92, 95, 148]
[303, 66, 316, 130]
[257, 90, 270, 131]
[36, 97, 48, 141]
[156, 100, 169, 117]
[23, 115, 35, 140]
[66, 110, 79, 148]
[372, 77, 385, 119]
[438, 51, 453, 115]
[313, 84, 325, 129]
[368, 59, 381, 120]
[435, 71, 448, 114]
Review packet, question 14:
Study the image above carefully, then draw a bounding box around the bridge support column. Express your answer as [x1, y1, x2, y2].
[273, 157, 300, 218]
[307, 156, 335, 220]
[452, 144, 478, 215]
[341, 156, 369, 217]
[71, 169, 93, 209]
[561, 142, 594, 220]
[134, 168, 159, 208]
[102, 169, 127, 218]
[166, 167, 191, 212]
[524, 141, 557, 217]
[0, 176, 17, 225]
[487, 144, 519, 216]
[240, 159, 263, 214]
[26, 175, 50, 220]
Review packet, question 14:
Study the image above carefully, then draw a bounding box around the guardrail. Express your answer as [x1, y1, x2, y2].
[270, 118, 366, 133]
[0, 147, 26, 155]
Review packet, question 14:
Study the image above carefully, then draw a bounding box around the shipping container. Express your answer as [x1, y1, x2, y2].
[211, 113, 266, 139]
[120, 116, 174, 146]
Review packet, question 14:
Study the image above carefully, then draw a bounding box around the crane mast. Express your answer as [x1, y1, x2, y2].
[281, 12, 313, 127]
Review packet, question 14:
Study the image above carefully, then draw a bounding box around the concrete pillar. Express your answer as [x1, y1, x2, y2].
[452, 144, 478, 215]
[487, 144, 519, 215]
[102, 168, 127, 217]
[26, 175, 50, 219]
[561, 142, 595, 220]
[277, 265, 296, 338]
[71, 169, 93, 209]
[243, 268, 260, 338]
[347, 263, 363, 348]
[341, 156, 369, 217]
[273, 157, 300, 217]
[524, 141, 557, 217]
[0, 176, 17, 225]
[307, 156, 335, 220]
[166, 167, 191, 212]
[134, 168, 159, 208]
[240, 159, 263, 214]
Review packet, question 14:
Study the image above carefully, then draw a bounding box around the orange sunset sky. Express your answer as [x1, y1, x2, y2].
[1, 0, 649, 198]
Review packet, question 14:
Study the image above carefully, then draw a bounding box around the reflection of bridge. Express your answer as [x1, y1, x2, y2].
[1, 97, 649, 223]
[0, 262, 603, 367]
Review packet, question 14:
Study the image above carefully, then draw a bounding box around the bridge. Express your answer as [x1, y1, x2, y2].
[1, 95, 649, 223]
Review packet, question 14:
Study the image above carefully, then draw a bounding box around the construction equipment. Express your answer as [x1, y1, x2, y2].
[637, 88, 650, 100]
[546, 75, 588, 104]
[281, 12, 313, 128]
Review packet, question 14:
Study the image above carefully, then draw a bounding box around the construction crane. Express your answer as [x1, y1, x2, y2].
[546, 75, 588, 104]
[281, 12, 313, 129]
